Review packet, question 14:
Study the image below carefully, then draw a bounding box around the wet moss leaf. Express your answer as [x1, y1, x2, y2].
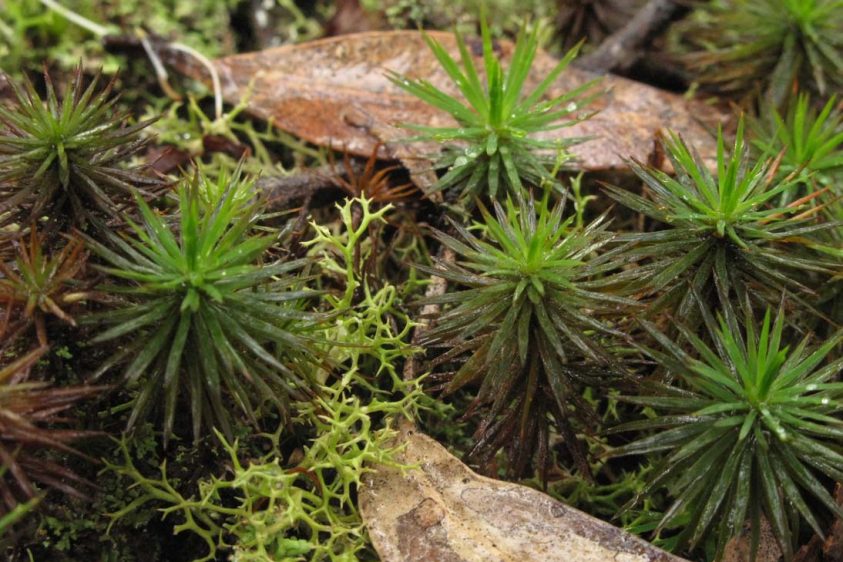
[359, 421, 687, 562]
[181, 31, 720, 174]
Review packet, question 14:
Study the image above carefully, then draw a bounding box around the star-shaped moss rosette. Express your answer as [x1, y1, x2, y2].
[0, 67, 156, 226]
[610, 304, 843, 559]
[420, 191, 634, 476]
[84, 169, 327, 444]
[682, 0, 843, 106]
[0, 347, 103, 521]
[0, 227, 87, 348]
[389, 18, 598, 201]
[605, 119, 837, 324]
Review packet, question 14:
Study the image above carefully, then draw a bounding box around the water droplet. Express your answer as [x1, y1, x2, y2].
[453, 156, 468, 167]
[566, 102, 577, 112]
[806, 384, 817, 391]
[822, 397, 830, 405]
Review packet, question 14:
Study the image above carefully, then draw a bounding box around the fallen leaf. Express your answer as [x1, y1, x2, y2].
[793, 483, 843, 562]
[172, 31, 721, 176]
[359, 421, 687, 562]
[722, 517, 782, 562]
[145, 145, 191, 174]
[823, 484, 843, 561]
[325, 0, 386, 37]
[202, 134, 250, 159]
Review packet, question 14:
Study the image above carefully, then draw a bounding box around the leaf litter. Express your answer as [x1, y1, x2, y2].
[171, 30, 723, 181]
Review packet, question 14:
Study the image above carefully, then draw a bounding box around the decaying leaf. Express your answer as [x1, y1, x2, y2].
[175, 31, 721, 177]
[722, 518, 782, 562]
[359, 421, 686, 562]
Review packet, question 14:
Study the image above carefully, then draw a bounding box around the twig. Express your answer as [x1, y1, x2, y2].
[402, 247, 455, 382]
[138, 31, 183, 102]
[575, 0, 680, 73]
[39, 0, 113, 37]
[258, 161, 365, 210]
[167, 42, 223, 121]
[36, 2, 223, 119]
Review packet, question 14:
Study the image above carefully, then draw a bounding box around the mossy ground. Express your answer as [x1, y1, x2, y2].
[1, 1, 841, 561]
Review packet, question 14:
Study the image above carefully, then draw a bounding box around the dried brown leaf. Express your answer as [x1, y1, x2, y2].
[359, 421, 687, 562]
[175, 31, 721, 177]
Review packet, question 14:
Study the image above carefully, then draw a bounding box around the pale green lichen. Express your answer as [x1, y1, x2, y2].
[104, 197, 428, 561]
